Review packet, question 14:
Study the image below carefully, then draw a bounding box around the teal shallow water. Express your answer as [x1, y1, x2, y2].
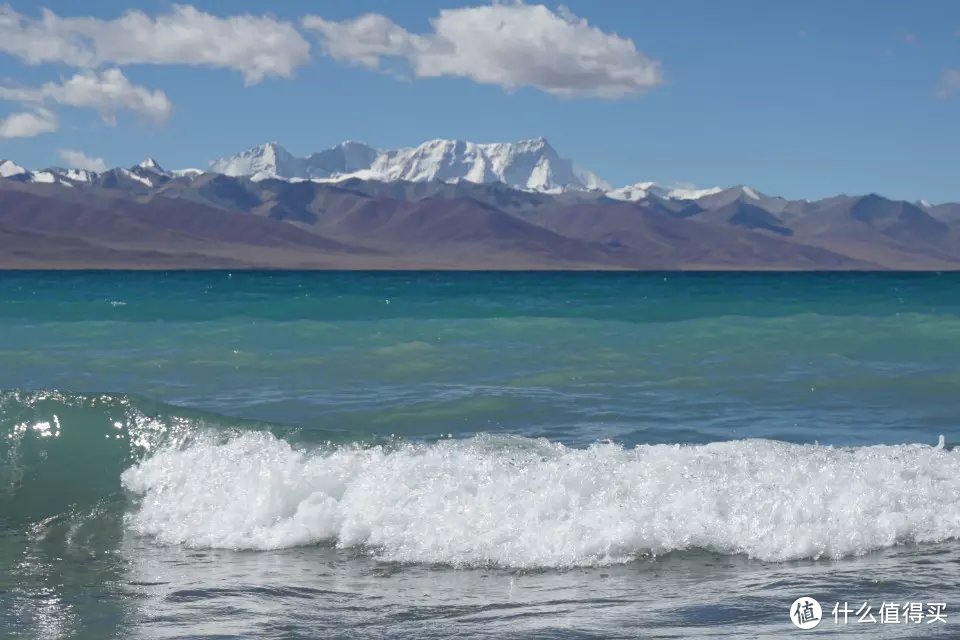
[2, 271, 959, 446]
[1, 272, 959, 638]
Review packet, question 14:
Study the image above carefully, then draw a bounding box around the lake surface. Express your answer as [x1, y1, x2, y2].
[1, 271, 958, 638]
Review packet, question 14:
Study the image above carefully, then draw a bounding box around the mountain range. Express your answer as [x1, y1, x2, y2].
[2, 137, 959, 270]
[207, 138, 609, 192]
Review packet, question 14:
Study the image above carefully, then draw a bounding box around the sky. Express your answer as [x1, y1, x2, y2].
[0, 0, 958, 202]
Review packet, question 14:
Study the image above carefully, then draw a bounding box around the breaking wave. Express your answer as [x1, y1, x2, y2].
[121, 430, 960, 568]
[4, 390, 958, 569]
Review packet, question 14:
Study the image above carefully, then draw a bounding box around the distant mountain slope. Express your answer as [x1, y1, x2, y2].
[0, 181, 377, 269]
[783, 194, 960, 268]
[515, 201, 869, 269]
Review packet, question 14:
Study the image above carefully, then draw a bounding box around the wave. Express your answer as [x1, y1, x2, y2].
[121, 431, 960, 568]
[4, 389, 959, 569]
[0, 390, 282, 521]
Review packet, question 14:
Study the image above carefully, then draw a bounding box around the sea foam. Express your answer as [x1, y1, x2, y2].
[121, 433, 960, 568]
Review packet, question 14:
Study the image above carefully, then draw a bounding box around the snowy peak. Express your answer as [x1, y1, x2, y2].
[136, 157, 166, 174]
[124, 157, 174, 188]
[302, 141, 379, 178]
[688, 185, 782, 209]
[0, 159, 27, 178]
[209, 142, 296, 181]
[0, 160, 74, 185]
[208, 141, 378, 182]
[207, 138, 608, 192]
[368, 136, 608, 192]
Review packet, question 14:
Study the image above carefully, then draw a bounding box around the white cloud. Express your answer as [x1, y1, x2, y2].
[58, 148, 108, 172]
[0, 69, 172, 123]
[938, 69, 960, 98]
[0, 4, 311, 84]
[303, 3, 662, 98]
[0, 108, 57, 138]
[305, 13, 419, 71]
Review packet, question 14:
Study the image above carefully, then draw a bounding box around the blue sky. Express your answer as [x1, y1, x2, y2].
[0, 1, 958, 202]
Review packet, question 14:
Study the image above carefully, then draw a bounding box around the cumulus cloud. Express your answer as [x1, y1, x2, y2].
[302, 2, 662, 98]
[58, 148, 108, 172]
[0, 69, 172, 123]
[0, 108, 57, 138]
[938, 69, 960, 98]
[0, 4, 311, 84]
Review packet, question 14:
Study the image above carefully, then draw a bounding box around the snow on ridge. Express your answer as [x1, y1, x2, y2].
[13, 145, 939, 209]
[63, 169, 94, 182]
[606, 182, 657, 201]
[137, 157, 167, 174]
[0, 159, 27, 178]
[668, 185, 724, 200]
[121, 168, 154, 187]
[208, 137, 608, 193]
[29, 171, 56, 184]
[607, 182, 725, 202]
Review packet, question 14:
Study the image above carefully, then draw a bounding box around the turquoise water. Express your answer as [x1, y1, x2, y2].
[1, 272, 958, 638]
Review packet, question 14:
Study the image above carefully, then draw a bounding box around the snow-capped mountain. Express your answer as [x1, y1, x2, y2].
[124, 157, 173, 187]
[364, 138, 608, 192]
[2, 138, 752, 201]
[0, 158, 180, 189]
[137, 157, 167, 175]
[2, 164, 73, 185]
[3, 158, 82, 185]
[607, 181, 725, 202]
[0, 140, 828, 212]
[692, 185, 795, 214]
[0, 159, 27, 178]
[209, 142, 299, 181]
[305, 141, 380, 178]
[60, 169, 95, 183]
[209, 141, 378, 182]
[208, 138, 609, 192]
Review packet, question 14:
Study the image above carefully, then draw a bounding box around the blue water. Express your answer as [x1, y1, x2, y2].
[1, 271, 958, 639]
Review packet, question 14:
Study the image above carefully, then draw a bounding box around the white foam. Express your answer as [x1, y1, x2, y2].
[121, 433, 960, 568]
